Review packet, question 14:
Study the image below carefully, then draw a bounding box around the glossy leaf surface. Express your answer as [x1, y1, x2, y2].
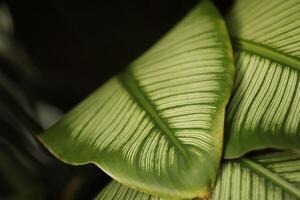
[39, 0, 234, 198]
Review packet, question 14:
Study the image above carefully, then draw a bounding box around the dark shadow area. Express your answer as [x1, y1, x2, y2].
[7, 0, 234, 111]
[8, 0, 199, 110]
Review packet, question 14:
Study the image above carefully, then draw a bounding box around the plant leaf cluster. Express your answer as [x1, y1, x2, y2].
[39, 0, 300, 199]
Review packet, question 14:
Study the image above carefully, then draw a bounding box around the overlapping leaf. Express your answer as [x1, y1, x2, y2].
[213, 151, 300, 199]
[95, 151, 300, 200]
[39, 0, 234, 198]
[224, 0, 300, 158]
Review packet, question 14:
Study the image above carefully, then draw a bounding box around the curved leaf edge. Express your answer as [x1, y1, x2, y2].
[224, 38, 300, 159]
[95, 151, 300, 200]
[38, 0, 234, 198]
[38, 135, 211, 199]
[224, 133, 300, 159]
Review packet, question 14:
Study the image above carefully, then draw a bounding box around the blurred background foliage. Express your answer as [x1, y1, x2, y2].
[0, 0, 232, 199]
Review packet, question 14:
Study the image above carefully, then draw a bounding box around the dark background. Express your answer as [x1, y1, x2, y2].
[6, 0, 231, 111]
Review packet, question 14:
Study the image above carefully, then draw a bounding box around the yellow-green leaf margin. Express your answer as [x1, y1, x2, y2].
[95, 151, 300, 200]
[39, 0, 234, 199]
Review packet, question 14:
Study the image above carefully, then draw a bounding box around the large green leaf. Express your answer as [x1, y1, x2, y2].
[224, 0, 300, 158]
[39, 0, 234, 198]
[95, 151, 300, 200]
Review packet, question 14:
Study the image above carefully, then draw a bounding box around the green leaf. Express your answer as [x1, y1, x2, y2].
[224, 0, 300, 158]
[95, 151, 300, 200]
[39, 0, 234, 199]
[213, 151, 300, 199]
[95, 181, 165, 200]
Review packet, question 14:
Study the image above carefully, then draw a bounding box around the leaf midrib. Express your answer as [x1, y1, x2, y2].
[119, 70, 187, 156]
[240, 158, 300, 198]
[232, 37, 300, 71]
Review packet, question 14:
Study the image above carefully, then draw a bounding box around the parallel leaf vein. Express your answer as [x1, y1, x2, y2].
[119, 70, 187, 156]
[233, 37, 300, 71]
[240, 158, 300, 198]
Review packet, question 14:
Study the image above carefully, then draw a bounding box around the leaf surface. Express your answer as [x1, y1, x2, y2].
[225, 0, 300, 158]
[213, 151, 300, 199]
[95, 151, 300, 200]
[39, 0, 234, 198]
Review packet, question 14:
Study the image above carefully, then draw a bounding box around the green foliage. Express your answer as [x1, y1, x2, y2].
[39, 1, 234, 199]
[96, 151, 300, 200]
[224, 0, 300, 158]
[36, 0, 300, 199]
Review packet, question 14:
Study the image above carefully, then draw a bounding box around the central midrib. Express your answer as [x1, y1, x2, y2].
[232, 37, 300, 71]
[119, 70, 187, 156]
[240, 158, 300, 198]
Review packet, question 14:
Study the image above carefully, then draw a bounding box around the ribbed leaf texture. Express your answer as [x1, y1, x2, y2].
[213, 151, 300, 199]
[95, 181, 165, 200]
[224, 0, 300, 158]
[95, 151, 300, 200]
[39, 0, 234, 199]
